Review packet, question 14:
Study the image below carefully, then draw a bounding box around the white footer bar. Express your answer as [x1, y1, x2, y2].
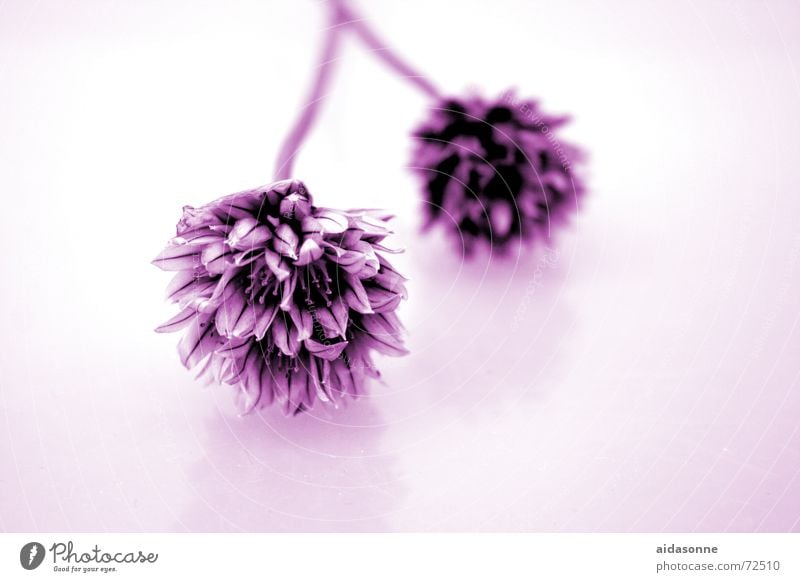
[1, 533, 797, 581]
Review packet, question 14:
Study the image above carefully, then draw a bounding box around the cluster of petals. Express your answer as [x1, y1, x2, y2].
[153, 179, 407, 415]
[411, 92, 584, 252]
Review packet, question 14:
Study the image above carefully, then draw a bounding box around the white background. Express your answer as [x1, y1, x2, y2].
[1, 0, 799, 532]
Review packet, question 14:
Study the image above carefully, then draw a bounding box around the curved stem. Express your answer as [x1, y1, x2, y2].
[334, 0, 442, 99]
[273, 5, 345, 181]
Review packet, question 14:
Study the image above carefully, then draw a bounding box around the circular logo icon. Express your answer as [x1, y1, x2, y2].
[20, 542, 46, 570]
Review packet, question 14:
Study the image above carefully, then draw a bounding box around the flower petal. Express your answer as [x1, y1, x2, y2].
[152, 245, 201, 271]
[314, 305, 346, 339]
[332, 358, 358, 397]
[178, 313, 220, 369]
[374, 266, 408, 298]
[258, 364, 276, 407]
[327, 247, 366, 273]
[314, 209, 349, 234]
[279, 192, 312, 221]
[273, 224, 299, 259]
[270, 179, 294, 195]
[232, 249, 264, 267]
[344, 274, 372, 314]
[253, 302, 279, 340]
[232, 301, 258, 338]
[216, 336, 252, 359]
[264, 249, 291, 281]
[304, 338, 348, 361]
[295, 238, 323, 266]
[360, 315, 408, 356]
[272, 314, 299, 356]
[272, 365, 289, 405]
[352, 214, 393, 238]
[215, 290, 247, 337]
[489, 199, 513, 238]
[279, 271, 297, 311]
[352, 241, 380, 276]
[330, 298, 349, 336]
[201, 242, 234, 275]
[155, 307, 197, 333]
[226, 217, 272, 251]
[365, 285, 402, 313]
[287, 369, 309, 413]
[166, 272, 214, 303]
[236, 345, 263, 414]
[289, 305, 313, 341]
[173, 228, 225, 246]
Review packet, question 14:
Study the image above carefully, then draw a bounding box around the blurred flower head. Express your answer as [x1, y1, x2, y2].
[410, 90, 585, 253]
[153, 179, 408, 416]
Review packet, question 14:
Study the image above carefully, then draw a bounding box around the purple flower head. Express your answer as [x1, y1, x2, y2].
[153, 179, 408, 416]
[411, 90, 585, 253]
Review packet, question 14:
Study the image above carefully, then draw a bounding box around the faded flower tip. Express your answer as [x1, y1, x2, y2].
[410, 90, 585, 253]
[154, 179, 408, 416]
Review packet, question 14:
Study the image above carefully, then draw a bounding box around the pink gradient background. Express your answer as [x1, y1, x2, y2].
[1, 0, 799, 532]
